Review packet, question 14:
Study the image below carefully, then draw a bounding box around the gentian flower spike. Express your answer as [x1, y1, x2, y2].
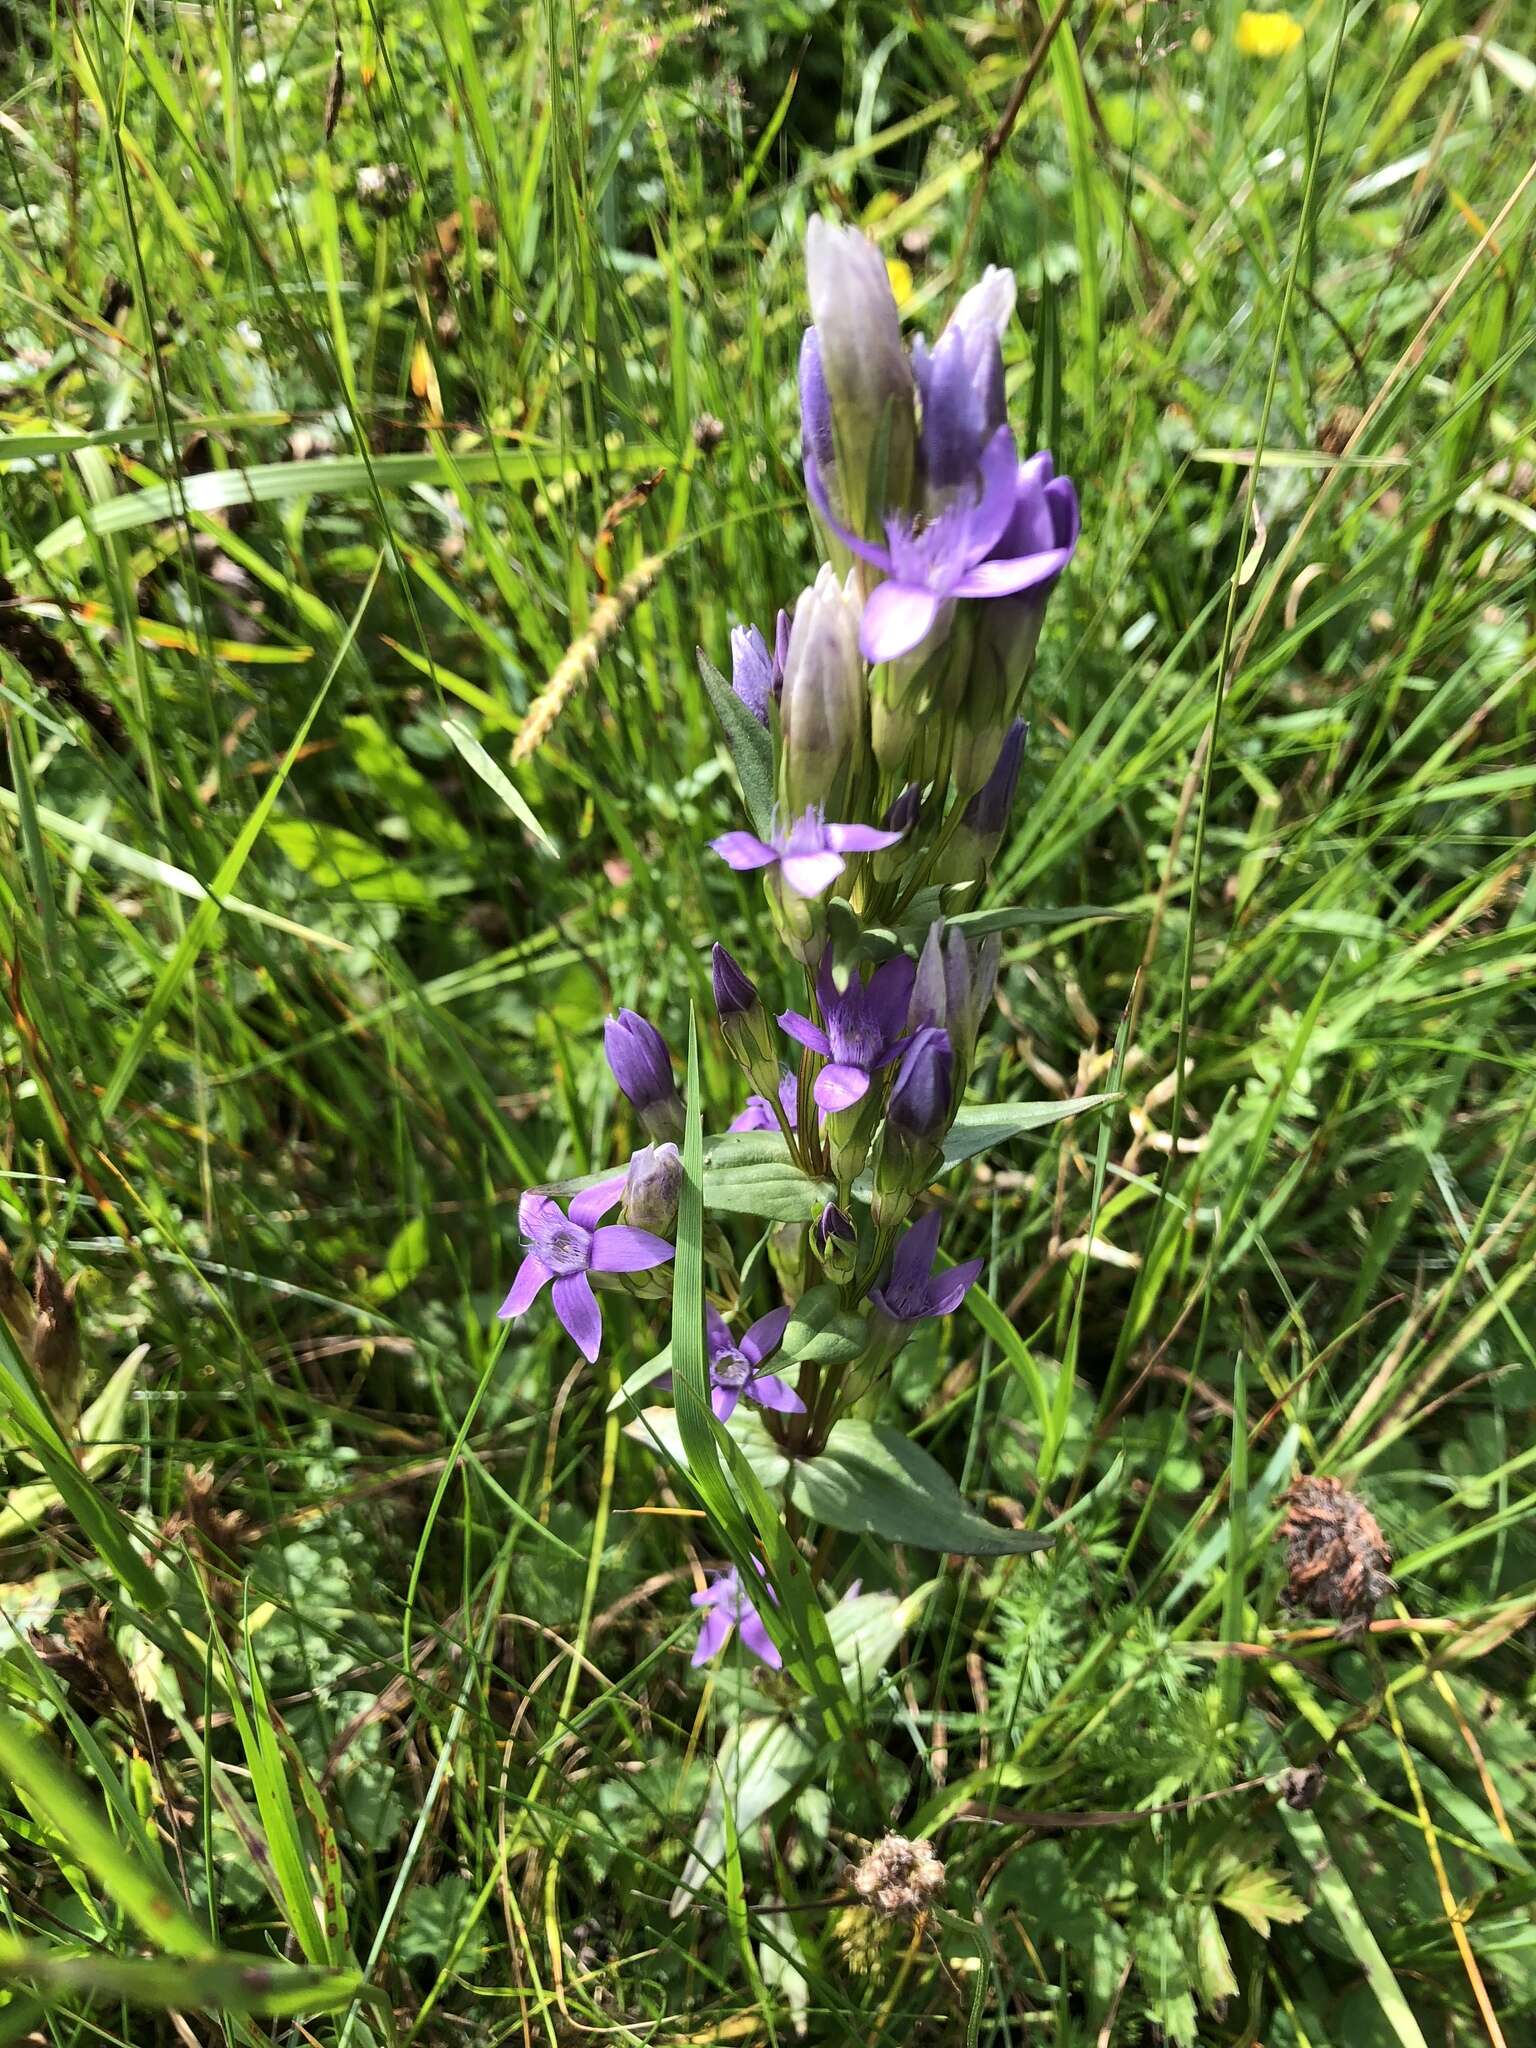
[778, 952, 916, 1116]
[499, 1182, 673, 1363]
[690, 1561, 781, 1670]
[705, 1304, 801, 1421]
[711, 807, 903, 900]
[869, 1208, 982, 1324]
[604, 1010, 684, 1143]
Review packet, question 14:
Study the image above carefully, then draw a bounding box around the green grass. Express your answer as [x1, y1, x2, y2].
[1, 0, 1535, 2041]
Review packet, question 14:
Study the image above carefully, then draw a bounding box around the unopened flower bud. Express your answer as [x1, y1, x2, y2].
[778, 567, 866, 818]
[32, 1257, 83, 1438]
[803, 218, 917, 541]
[620, 1143, 682, 1237]
[604, 1010, 685, 1143]
[935, 719, 1027, 883]
[711, 943, 781, 1099]
[873, 1026, 953, 1216]
[813, 1204, 858, 1282]
[730, 614, 787, 728]
[946, 927, 999, 1091]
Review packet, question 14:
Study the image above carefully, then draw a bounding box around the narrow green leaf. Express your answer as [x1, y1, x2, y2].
[698, 650, 775, 839]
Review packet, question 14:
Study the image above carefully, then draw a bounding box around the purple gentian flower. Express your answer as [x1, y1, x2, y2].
[499, 1182, 673, 1363]
[729, 1071, 799, 1134]
[691, 1561, 781, 1670]
[711, 807, 903, 900]
[705, 1303, 800, 1422]
[778, 952, 916, 1116]
[730, 613, 789, 727]
[604, 1010, 684, 1142]
[885, 1025, 954, 1144]
[806, 432, 1079, 665]
[869, 1208, 982, 1324]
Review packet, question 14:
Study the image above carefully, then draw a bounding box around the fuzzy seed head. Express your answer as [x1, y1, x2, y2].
[850, 1834, 945, 1919]
[1282, 1475, 1392, 1624]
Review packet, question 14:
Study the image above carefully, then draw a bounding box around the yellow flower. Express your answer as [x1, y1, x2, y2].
[885, 257, 913, 308]
[1236, 8, 1304, 56]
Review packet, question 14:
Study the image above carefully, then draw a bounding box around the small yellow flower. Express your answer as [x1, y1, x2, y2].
[885, 257, 913, 307]
[1237, 9, 1304, 57]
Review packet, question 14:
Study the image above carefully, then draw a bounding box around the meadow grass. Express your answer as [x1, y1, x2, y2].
[1, 1, 1535, 2041]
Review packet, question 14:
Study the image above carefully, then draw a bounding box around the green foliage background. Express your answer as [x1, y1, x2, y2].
[1, 0, 1534, 2041]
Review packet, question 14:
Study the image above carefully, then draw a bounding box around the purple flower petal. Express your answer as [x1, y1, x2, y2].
[813, 1062, 871, 1114]
[551, 1271, 603, 1361]
[927, 1257, 984, 1316]
[891, 1207, 943, 1294]
[705, 1304, 734, 1359]
[804, 449, 893, 571]
[711, 1385, 741, 1422]
[779, 1010, 832, 1057]
[746, 1371, 805, 1415]
[952, 547, 1074, 600]
[737, 1610, 782, 1671]
[965, 426, 1026, 562]
[498, 1252, 550, 1320]
[518, 1190, 562, 1239]
[588, 1225, 674, 1273]
[859, 579, 944, 664]
[779, 850, 846, 899]
[868, 953, 918, 1040]
[740, 1305, 791, 1365]
[729, 1095, 776, 1132]
[824, 822, 904, 855]
[569, 1176, 625, 1232]
[691, 1607, 732, 1665]
[711, 831, 778, 871]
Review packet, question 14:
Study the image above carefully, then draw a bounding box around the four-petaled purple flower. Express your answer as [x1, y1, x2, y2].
[705, 1304, 801, 1421]
[711, 807, 903, 900]
[729, 1071, 799, 1134]
[869, 1208, 982, 1324]
[807, 430, 1080, 665]
[691, 1561, 781, 1670]
[500, 1182, 674, 1363]
[779, 952, 915, 1116]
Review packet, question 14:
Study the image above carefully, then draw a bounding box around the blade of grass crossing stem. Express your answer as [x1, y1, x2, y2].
[1049, 30, 1099, 434]
[1219, 1353, 1250, 1727]
[98, 556, 382, 1123]
[674, 1013, 855, 1739]
[0, 1708, 210, 1956]
[212, 1616, 332, 1969]
[0, 1940, 365, 2021]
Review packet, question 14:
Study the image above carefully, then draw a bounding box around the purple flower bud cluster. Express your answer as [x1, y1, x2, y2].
[496, 222, 1082, 1674]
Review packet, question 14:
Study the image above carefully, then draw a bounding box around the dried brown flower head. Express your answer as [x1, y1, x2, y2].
[32, 1257, 83, 1435]
[1282, 1475, 1392, 1625]
[692, 413, 726, 453]
[850, 1834, 945, 1920]
[162, 1465, 254, 1604]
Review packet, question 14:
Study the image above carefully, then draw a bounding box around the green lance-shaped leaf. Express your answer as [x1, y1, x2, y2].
[0, 1938, 370, 2020]
[698, 651, 777, 840]
[786, 1420, 1052, 1558]
[779, 1283, 869, 1366]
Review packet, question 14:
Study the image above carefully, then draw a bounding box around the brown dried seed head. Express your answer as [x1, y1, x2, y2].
[692, 413, 726, 453]
[850, 1834, 945, 1920]
[1281, 1475, 1393, 1624]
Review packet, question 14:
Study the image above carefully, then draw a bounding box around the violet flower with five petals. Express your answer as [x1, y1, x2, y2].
[779, 952, 916, 1116]
[691, 1562, 781, 1670]
[869, 1208, 982, 1325]
[711, 807, 903, 900]
[499, 1182, 673, 1363]
[807, 428, 1078, 665]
